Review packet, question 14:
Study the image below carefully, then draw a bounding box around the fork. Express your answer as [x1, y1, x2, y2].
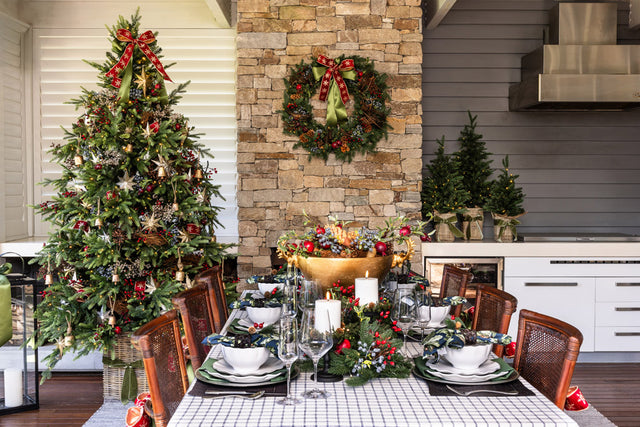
[204, 390, 266, 400]
[446, 385, 519, 396]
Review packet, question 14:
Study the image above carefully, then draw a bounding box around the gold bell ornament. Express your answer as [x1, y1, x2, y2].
[95, 217, 103, 229]
[175, 270, 185, 282]
[45, 273, 54, 285]
[112, 273, 119, 283]
[64, 325, 74, 346]
[108, 315, 116, 326]
[193, 168, 204, 179]
[124, 143, 133, 153]
[157, 166, 167, 178]
[172, 202, 180, 212]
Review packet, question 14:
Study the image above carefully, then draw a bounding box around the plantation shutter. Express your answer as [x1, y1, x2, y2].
[0, 14, 29, 242]
[33, 28, 238, 242]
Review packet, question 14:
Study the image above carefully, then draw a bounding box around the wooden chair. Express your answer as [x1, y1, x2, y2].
[439, 264, 472, 317]
[193, 266, 227, 332]
[172, 284, 214, 371]
[513, 309, 583, 409]
[471, 284, 518, 357]
[131, 310, 189, 427]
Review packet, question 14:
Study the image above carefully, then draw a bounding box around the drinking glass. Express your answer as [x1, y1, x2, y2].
[414, 286, 433, 340]
[393, 288, 417, 357]
[277, 315, 301, 405]
[298, 308, 333, 399]
[298, 278, 322, 312]
[283, 263, 298, 317]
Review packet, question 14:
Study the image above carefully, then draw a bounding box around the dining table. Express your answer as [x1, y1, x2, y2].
[168, 292, 579, 427]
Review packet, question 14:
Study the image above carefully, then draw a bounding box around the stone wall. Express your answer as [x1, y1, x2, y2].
[236, 0, 424, 279]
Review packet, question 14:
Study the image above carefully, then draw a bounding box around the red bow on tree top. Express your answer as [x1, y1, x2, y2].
[316, 55, 354, 104]
[105, 29, 172, 88]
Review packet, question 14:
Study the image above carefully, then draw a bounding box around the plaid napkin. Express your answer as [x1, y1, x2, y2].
[201, 332, 279, 354]
[423, 330, 512, 357]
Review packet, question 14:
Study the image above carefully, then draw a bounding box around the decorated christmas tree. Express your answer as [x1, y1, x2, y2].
[455, 111, 492, 208]
[421, 136, 469, 217]
[31, 11, 231, 380]
[484, 156, 525, 217]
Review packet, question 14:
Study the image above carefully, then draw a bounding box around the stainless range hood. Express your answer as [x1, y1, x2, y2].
[509, 2, 640, 111]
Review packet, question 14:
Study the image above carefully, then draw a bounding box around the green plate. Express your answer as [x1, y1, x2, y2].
[196, 361, 299, 388]
[412, 357, 519, 386]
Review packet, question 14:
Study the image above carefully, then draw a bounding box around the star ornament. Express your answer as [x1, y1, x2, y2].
[117, 171, 135, 191]
[134, 68, 150, 96]
[145, 277, 156, 294]
[141, 212, 160, 232]
[143, 123, 153, 139]
[177, 228, 191, 244]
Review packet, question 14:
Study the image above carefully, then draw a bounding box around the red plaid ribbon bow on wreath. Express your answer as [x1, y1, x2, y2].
[313, 55, 356, 125]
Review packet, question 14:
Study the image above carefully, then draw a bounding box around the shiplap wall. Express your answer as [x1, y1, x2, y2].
[423, 0, 640, 236]
[0, 13, 29, 241]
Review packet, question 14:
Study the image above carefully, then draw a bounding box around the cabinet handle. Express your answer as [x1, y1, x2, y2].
[615, 307, 640, 312]
[615, 332, 640, 336]
[524, 282, 578, 287]
[616, 282, 640, 287]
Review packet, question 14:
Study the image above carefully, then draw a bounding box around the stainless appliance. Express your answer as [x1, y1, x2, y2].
[423, 257, 504, 302]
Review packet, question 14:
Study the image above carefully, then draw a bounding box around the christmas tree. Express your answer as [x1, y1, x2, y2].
[421, 136, 470, 218]
[485, 156, 526, 216]
[455, 111, 492, 208]
[31, 11, 231, 380]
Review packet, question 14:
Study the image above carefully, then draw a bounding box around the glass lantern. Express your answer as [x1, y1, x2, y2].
[0, 254, 40, 415]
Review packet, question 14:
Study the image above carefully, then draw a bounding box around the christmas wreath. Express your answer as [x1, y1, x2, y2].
[281, 55, 391, 162]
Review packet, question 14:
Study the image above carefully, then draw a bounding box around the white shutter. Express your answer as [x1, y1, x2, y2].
[33, 28, 238, 242]
[0, 13, 29, 242]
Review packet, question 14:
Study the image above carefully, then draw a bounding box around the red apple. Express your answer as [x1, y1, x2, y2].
[374, 241, 387, 255]
[303, 240, 315, 253]
[316, 226, 325, 235]
[335, 339, 351, 354]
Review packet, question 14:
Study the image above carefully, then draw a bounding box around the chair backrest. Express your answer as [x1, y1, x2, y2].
[513, 309, 583, 409]
[471, 284, 518, 357]
[440, 264, 472, 317]
[193, 266, 227, 332]
[172, 284, 214, 371]
[131, 310, 189, 427]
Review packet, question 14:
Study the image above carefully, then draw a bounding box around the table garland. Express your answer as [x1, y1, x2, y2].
[280, 55, 391, 162]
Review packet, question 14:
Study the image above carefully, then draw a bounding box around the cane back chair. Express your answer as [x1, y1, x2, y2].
[172, 284, 214, 371]
[193, 266, 227, 332]
[471, 284, 518, 357]
[439, 264, 472, 317]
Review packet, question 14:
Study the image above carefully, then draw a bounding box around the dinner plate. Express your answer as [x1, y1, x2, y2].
[213, 357, 284, 376]
[413, 357, 519, 386]
[196, 364, 300, 388]
[422, 367, 512, 383]
[426, 358, 500, 376]
[204, 368, 285, 384]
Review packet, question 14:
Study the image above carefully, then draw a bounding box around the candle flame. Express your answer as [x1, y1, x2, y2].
[326, 291, 331, 300]
[365, 270, 369, 278]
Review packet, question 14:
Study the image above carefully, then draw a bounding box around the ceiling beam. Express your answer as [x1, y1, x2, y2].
[423, 0, 457, 30]
[204, 0, 231, 28]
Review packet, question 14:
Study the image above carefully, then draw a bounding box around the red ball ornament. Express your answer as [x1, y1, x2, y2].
[374, 241, 387, 255]
[358, 71, 363, 77]
[175, 124, 181, 130]
[94, 164, 103, 170]
[331, 141, 340, 149]
[335, 339, 351, 354]
[146, 184, 154, 192]
[303, 240, 315, 253]
[316, 226, 325, 235]
[296, 84, 302, 91]
[399, 226, 411, 236]
[114, 326, 122, 334]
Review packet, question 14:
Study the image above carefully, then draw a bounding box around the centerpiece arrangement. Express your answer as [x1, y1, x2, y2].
[276, 215, 431, 290]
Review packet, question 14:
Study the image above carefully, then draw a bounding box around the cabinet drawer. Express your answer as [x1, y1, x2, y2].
[505, 257, 640, 277]
[595, 277, 640, 302]
[504, 277, 595, 352]
[596, 302, 640, 326]
[595, 327, 640, 351]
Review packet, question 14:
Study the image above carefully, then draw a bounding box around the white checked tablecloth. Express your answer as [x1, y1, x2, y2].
[169, 308, 578, 426]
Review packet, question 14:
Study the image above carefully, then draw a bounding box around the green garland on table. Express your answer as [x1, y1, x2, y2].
[280, 55, 391, 162]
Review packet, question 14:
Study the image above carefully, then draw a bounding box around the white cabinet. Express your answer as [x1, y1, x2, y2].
[504, 258, 640, 353]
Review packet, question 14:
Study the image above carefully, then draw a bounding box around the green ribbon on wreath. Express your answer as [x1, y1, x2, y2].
[102, 355, 144, 403]
[494, 217, 520, 242]
[312, 56, 356, 126]
[463, 213, 484, 240]
[433, 213, 465, 239]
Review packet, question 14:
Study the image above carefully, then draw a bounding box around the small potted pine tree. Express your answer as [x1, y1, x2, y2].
[484, 156, 526, 242]
[455, 112, 493, 240]
[421, 137, 469, 241]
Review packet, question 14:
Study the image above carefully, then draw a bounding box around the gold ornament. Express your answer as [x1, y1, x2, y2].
[175, 270, 185, 282]
[95, 217, 103, 229]
[194, 168, 204, 179]
[157, 166, 167, 178]
[108, 316, 116, 326]
[74, 153, 84, 166]
[64, 335, 74, 347]
[211, 235, 217, 243]
[112, 273, 119, 283]
[172, 202, 180, 212]
[124, 143, 133, 153]
[45, 273, 54, 285]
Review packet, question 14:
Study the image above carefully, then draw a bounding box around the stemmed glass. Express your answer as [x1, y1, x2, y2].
[298, 308, 333, 399]
[277, 315, 301, 405]
[393, 288, 417, 357]
[283, 263, 298, 317]
[414, 286, 433, 341]
[298, 278, 322, 312]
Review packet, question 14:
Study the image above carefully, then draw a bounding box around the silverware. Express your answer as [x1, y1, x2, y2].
[204, 390, 265, 400]
[446, 385, 519, 396]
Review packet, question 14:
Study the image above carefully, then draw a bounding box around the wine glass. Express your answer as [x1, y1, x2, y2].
[276, 315, 301, 405]
[298, 278, 322, 312]
[393, 288, 417, 357]
[298, 308, 333, 399]
[414, 286, 433, 341]
[283, 263, 298, 317]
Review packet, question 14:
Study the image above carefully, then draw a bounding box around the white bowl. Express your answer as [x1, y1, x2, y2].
[429, 305, 451, 326]
[246, 306, 282, 327]
[442, 344, 492, 372]
[257, 282, 284, 294]
[221, 346, 270, 375]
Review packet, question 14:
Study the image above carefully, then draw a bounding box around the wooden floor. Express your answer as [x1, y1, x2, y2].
[0, 363, 638, 426]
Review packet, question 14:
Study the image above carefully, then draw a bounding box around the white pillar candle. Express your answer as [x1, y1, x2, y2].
[355, 273, 379, 307]
[315, 297, 341, 333]
[4, 368, 23, 408]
